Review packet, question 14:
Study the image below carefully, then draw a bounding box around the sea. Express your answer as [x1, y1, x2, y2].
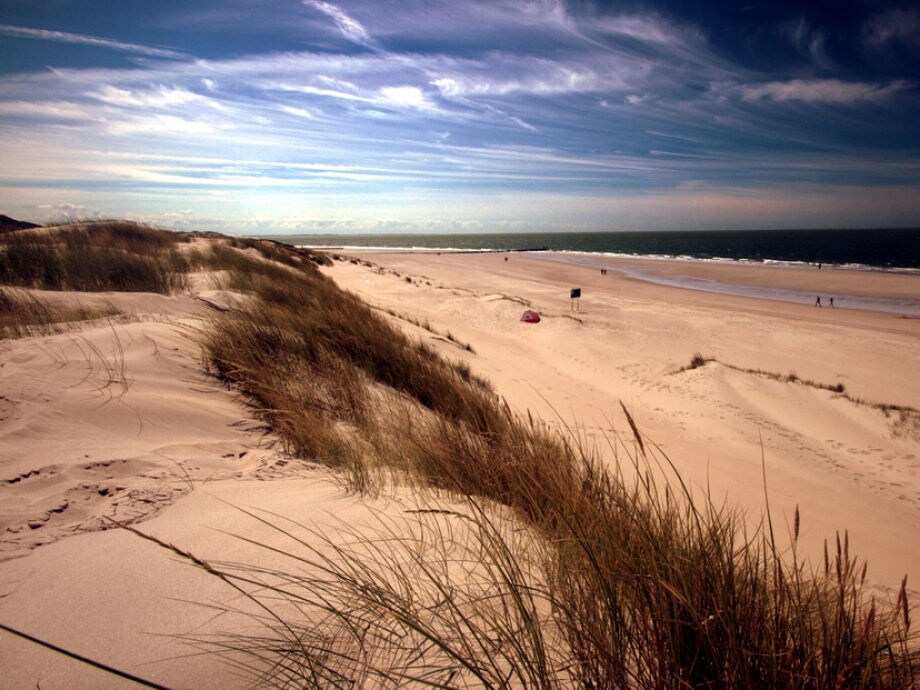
[269, 228, 920, 316]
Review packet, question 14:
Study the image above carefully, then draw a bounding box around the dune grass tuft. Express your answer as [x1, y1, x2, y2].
[0, 221, 191, 293]
[0, 287, 121, 339]
[203, 249, 502, 464]
[140, 434, 918, 688]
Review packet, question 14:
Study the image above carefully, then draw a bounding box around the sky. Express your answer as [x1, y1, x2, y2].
[0, 0, 918, 235]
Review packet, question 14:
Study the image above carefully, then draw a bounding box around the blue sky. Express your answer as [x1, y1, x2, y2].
[1, 0, 918, 234]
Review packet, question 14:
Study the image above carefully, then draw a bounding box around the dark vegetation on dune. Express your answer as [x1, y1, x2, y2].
[0, 220, 330, 295]
[2, 221, 917, 687]
[0, 221, 331, 334]
[0, 221, 191, 293]
[0, 287, 120, 339]
[0, 214, 40, 233]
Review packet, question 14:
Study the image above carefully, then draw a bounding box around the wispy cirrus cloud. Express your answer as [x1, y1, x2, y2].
[1, 1, 918, 231]
[91, 85, 216, 109]
[590, 13, 694, 45]
[779, 17, 831, 69]
[863, 8, 920, 48]
[301, 0, 376, 48]
[737, 78, 909, 104]
[430, 56, 610, 98]
[105, 113, 227, 136]
[274, 79, 438, 112]
[0, 24, 186, 59]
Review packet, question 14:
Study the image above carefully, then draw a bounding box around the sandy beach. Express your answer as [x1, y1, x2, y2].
[1, 247, 917, 686]
[328, 252, 920, 592]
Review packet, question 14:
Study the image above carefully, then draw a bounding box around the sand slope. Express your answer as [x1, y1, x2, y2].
[0, 288, 414, 688]
[1, 293, 277, 556]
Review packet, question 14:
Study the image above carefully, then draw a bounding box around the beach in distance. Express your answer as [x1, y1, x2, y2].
[329, 249, 920, 591]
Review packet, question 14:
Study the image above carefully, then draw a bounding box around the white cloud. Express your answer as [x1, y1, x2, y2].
[430, 57, 609, 98]
[94, 86, 138, 106]
[302, 0, 375, 47]
[273, 80, 437, 114]
[0, 100, 97, 121]
[739, 79, 908, 104]
[274, 82, 367, 102]
[92, 85, 205, 108]
[0, 24, 185, 59]
[431, 78, 462, 98]
[592, 15, 684, 44]
[315, 75, 359, 92]
[106, 114, 220, 136]
[37, 202, 105, 223]
[377, 86, 433, 110]
[280, 105, 316, 119]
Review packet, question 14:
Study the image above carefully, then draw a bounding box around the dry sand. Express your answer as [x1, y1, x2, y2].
[0, 251, 917, 687]
[0, 287, 418, 688]
[327, 252, 920, 594]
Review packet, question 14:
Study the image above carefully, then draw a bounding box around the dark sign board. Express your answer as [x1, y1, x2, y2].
[570, 288, 581, 299]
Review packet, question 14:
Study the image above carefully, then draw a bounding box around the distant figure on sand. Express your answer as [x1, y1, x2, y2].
[829, 296, 834, 307]
[815, 296, 822, 307]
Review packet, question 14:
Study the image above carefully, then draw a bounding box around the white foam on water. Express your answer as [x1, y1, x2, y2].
[532, 252, 920, 317]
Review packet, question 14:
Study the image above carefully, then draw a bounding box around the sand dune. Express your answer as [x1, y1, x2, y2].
[1, 248, 917, 686]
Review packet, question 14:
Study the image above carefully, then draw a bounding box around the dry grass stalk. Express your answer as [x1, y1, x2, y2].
[0, 221, 191, 293]
[0, 287, 121, 339]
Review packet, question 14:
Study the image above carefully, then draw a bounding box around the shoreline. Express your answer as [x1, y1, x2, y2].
[530, 252, 920, 317]
[272, 226, 920, 272]
[320, 246, 920, 317]
[299, 243, 920, 273]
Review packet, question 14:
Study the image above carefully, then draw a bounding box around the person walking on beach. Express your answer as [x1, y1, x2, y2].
[829, 296, 834, 308]
[815, 295, 822, 307]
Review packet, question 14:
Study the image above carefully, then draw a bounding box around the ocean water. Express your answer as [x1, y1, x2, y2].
[271, 227, 920, 316]
[274, 228, 920, 271]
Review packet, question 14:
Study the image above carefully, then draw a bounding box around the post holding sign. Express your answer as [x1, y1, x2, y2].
[570, 288, 581, 311]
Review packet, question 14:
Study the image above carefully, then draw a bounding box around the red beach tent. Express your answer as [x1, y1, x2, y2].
[520, 310, 541, 323]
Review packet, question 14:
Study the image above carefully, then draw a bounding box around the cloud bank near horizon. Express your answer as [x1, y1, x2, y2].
[0, 0, 918, 233]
